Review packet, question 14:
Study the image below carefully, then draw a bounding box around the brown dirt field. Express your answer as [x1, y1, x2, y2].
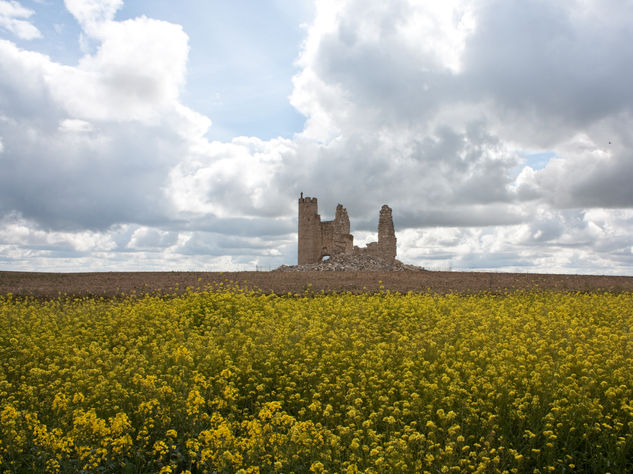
[1, 270, 632, 298]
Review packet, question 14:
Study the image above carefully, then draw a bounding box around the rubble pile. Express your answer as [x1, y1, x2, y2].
[276, 254, 425, 272]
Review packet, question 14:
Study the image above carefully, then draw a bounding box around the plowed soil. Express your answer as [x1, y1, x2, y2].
[1, 270, 632, 298]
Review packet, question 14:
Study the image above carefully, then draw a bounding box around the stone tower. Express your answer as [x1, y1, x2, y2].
[377, 205, 397, 262]
[298, 193, 321, 265]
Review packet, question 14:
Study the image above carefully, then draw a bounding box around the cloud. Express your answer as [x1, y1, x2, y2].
[0, 212, 116, 255]
[0, 0, 42, 39]
[1, 0, 633, 273]
[0, 213, 289, 272]
[167, 136, 297, 220]
[513, 126, 633, 209]
[464, 1, 633, 135]
[287, 0, 633, 217]
[52, 18, 191, 123]
[0, 7, 204, 231]
[127, 227, 178, 250]
[64, 0, 122, 37]
[58, 119, 93, 133]
[398, 208, 633, 274]
[282, 1, 518, 225]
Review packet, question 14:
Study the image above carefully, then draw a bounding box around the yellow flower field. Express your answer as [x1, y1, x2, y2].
[1, 286, 632, 473]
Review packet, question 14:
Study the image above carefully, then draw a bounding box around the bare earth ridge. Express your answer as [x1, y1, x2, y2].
[1, 270, 632, 298]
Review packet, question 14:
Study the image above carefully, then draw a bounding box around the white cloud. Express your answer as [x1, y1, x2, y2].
[58, 119, 93, 133]
[397, 207, 633, 275]
[64, 0, 122, 37]
[291, 0, 477, 142]
[0, 0, 42, 39]
[0, 212, 116, 252]
[0, 213, 289, 271]
[0, 25, 196, 230]
[127, 226, 178, 250]
[168, 136, 296, 219]
[48, 17, 191, 123]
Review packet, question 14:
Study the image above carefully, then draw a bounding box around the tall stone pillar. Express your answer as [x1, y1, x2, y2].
[333, 204, 354, 254]
[298, 195, 321, 265]
[377, 205, 397, 262]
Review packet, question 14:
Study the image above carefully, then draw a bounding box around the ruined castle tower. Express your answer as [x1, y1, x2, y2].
[298, 194, 397, 265]
[298, 194, 321, 265]
[377, 205, 397, 262]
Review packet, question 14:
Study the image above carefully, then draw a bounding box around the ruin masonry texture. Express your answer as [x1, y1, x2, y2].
[298, 194, 397, 265]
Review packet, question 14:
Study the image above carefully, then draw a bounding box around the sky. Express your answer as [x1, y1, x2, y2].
[0, 0, 632, 274]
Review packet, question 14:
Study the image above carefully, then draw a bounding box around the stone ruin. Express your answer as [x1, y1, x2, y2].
[276, 194, 423, 271]
[297, 193, 397, 265]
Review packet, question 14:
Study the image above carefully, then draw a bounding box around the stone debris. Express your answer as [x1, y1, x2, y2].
[275, 254, 425, 272]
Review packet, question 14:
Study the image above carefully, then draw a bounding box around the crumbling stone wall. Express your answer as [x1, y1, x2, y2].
[298, 193, 397, 265]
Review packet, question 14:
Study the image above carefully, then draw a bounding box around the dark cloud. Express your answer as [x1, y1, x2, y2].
[395, 206, 525, 230]
[174, 216, 295, 237]
[0, 117, 183, 230]
[566, 153, 633, 208]
[176, 232, 289, 258]
[464, 1, 633, 132]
